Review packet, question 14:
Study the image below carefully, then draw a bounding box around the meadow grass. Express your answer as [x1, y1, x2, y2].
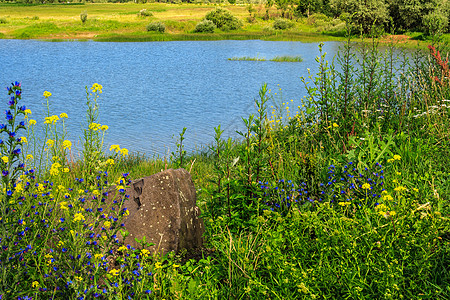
[0, 2, 345, 41]
[1, 35, 450, 299]
[228, 55, 303, 62]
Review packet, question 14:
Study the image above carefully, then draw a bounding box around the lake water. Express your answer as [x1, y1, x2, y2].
[0, 39, 343, 157]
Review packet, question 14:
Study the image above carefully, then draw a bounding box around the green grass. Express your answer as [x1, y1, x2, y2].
[228, 55, 303, 62]
[270, 55, 303, 62]
[228, 56, 267, 61]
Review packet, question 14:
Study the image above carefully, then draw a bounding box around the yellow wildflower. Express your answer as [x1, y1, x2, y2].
[383, 194, 393, 201]
[43, 91, 52, 98]
[101, 125, 109, 131]
[393, 155, 401, 161]
[63, 167, 69, 173]
[32, 281, 39, 289]
[29, 119, 36, 125]
[15, 183, 24, 193]
[362, 183, 371, 190]
[104, 221, 111, 228]
[20, 136, 27, 143]
[141, 249, 150, 257]
[60, 202, 68, 210]
[91, 83, 103, 93]
[60, 113, 68, 119]
[44, 115, 59, 125]
[155, 262, 162, 269]
[62, 140, 72, 150]
[46, 139, 54, 147]
[394, 186, 407, 192]
[106, 158, 114, 165]
[120, 148, 129, 156]
[89, 122, 101, 131]
[109, 269, 119, 276]
[94, 254, 103, 260]
[110, 144, 121, 152]
[338, 201, 351, 206]
[1, 156, 8, 164]
[24, 109, 32, 115]
[26, 154, 33, 160]
[74, 213, 85, 222]
[332, 123, 339, 128]
[118, 245, 127, 252]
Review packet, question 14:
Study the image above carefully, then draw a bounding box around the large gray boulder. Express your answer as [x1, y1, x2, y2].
[120, 168, 204, 255]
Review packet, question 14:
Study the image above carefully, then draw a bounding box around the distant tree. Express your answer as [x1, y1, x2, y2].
[387, 0, 441, 32]
[329, 0, 388, 34]
[295, 0, 323, 17]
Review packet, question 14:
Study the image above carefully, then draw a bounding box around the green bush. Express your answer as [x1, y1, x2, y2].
[194, 19, 216, 33]
[422, 11, 449, 35]
[146, 22, 165, 33]
[138, 9, 153, 17]
[205, 8, 242, 31]
[0, 18, 7, 24]
[273, 18, 294, 30]
[80, 11, 88, 24]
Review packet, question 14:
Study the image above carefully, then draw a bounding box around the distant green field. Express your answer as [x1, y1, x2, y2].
[0, 2, 348, 41]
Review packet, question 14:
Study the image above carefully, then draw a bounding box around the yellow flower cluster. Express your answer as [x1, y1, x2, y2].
[338, 201, 351, 207]
[141, 249, 150, 257]
[362, 183, 371, 190]
[394, 186, 407, 192]
[44, 115, 59, 125]
[375, 204, 396, 218]
[89, 122, 108, 131]
[387, 154, 401, 163]
[104, 221, 111, 229]
[91, 83, 103, 93]
[110, 144, 129, 156]
[109, 269, 119, 276]
[20, 136, 27, 143]
[106, 158, 115, 165]
[50, 162, 62, 176]
[1, 156, 8, 164]
[60, 112, 68, 119]
[24, 109, 32, 119]
[43, 91, 52, 98]
[62, 140, 72, 150]
[74, 213, 85, 222]
[46, 139, 54, 148]
[29, 119, 36, 126]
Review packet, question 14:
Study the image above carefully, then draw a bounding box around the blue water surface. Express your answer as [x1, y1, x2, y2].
[0, 39, 342, 157]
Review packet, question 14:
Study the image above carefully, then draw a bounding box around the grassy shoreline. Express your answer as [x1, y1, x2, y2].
[0, 2, 438, 46]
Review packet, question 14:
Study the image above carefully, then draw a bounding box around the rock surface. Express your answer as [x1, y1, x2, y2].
[120, 168, 204, 254]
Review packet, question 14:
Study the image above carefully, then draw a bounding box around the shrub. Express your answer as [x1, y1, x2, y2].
[0, 18, 7, 24]
[146, 22, 165, 33]
[194, 19, 216, 33]
[80, 11, 88, 24]
[205, 8, 242, 31]
[138, 9, 153, 17]
[423, 11, 449, 35]
[273, 18, 294, 30]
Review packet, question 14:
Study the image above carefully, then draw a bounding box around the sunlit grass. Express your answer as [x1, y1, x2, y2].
[228, 55, 303, 62]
